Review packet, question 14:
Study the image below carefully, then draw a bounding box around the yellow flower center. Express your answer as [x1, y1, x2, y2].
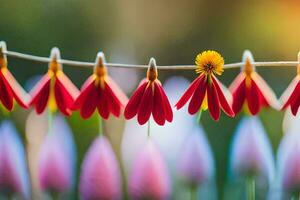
[195, 50, 224, 76]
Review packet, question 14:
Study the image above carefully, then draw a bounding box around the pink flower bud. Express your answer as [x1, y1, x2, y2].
[79, 136, 122, 200]
[129, 141, 171, 200]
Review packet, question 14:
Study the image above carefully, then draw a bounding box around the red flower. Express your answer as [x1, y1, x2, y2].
[124, 58, 173, 125]
[72, 52, 128, 119]
[229, 50, 279, 115]
[29, 48, 79, 116]
[176, 51, 234, 121]
[0, 42, 28, 110]
[280, 53, 300, 115]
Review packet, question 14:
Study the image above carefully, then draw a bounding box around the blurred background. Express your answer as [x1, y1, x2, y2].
[1, 0, 300, 199]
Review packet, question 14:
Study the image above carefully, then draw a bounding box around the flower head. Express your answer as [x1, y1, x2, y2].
[229, 117, 275, 184]
[0, 120, 30, 199]
[280, 52, 300, 115]
[72, 52, 128, 119]
[124, 58, 173, 125]
[176, 50, 234, 120]
[79, 136, 122, 200]
[29, 48, 79, 116]
[38, 115, 76, 194]
[0, 41, 29, 110]
[229, 50, 279, 115]
[128, 140, 171, 200]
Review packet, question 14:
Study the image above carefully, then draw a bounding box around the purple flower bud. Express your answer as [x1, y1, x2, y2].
[277, 126, 300, 194]
[79, 136, 122, 200]
[177, 125, 214, 186]
[129, 140, 171, 200]
[0, 120, 30, 199]
[230, 117, 274, 184]
[38, 115, 76, 194]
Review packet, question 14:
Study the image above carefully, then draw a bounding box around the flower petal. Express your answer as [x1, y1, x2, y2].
[80, 84, 98, 119]
[155, 81, 173, 122]
[104, 81, 122, 117]
[152, 82, 165, 126]
[124, 79, 148, 120]
[97, 87, 110, 120]
[29, 74, 51, 114]
[188, 75, 207, 115]
[230, 73, 246, 114]
[137, 83, 154, 125]
[207, 81, 220, 120]
[280, 76, 300, 111]
[0, 71, 13, 110]
[106, 76, 128, 106]
[246, 79, 261, 115]
[212, 76, 235, 117]
[2, 69, 29, 108]
[175, 76, 202, 110]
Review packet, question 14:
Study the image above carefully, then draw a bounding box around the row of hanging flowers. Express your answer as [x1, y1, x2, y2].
[1, 41, 300, 125]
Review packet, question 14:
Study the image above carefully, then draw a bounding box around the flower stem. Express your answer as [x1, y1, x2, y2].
[197, 110, 202, 123]
[98, 115, 103, 136]
[247, 176, 255, 200]
[147, 120, 151, 138]
[190, 185, 198, 200]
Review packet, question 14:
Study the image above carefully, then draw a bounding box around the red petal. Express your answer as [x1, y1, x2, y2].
[56, 72, 79, 100]
[155, 81, 173, 122]
[2, 69, 29, 108]
[80, 84, 98, 119]
[137, 83, 154, 125]
[0, 72, 13, 110]
[29, 74, 51, 114]
[246, 79, 261, 115]
[72, 78, 96, 111]
[207, 82, 220, 121]
[104, 81, 122, 117]
[124, 80, 148, 120]
[152, 82, 166, 125]
[106, 76, 128, 106]
[55, 77, 76, 116]
[97, 87, 110, 119]
[175, 76, 202, 110]
[212, 76, 235, 117]
[280, 76, 300, 110]
[188, 75, 207, 115]
[291, 94, 300, 115]
[230, 73, 246, 114]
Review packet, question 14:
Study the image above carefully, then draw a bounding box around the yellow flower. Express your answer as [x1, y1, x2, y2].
[195, 50, 224, 76]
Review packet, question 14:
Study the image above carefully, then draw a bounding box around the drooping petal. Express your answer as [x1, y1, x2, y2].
[175, 76, 202, 110]
[104, 81, 122, 117]
[29, 74, 51, 114]
[290, 94, 300, 116]
[230, 73, 247, 114]
[55, 72, 79, 116]
[106, 76, 128, 106]
[80, 136, 122, 200]
[207, 81, 220, 120]
[152, 82, 166, 125]
[0, 71, 13, 110]
[129, 141, 171, 200]
[79, 84, 98, 119]
[124, 80, 148, 120]
[155, 81, 173, 122]
[137, 83, 154, 125]
[280, 76, 300, 111]
[246, 79, 261, 115]
[188, 75, 207, 114]
[212, 76, 234, 117]
[2, 68, 29, 108]
[97, 86, 110, 119]
[0, 121, 30, 199]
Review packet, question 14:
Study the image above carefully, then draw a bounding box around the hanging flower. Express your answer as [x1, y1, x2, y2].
[38, 115, 76, 195]
[0, 41, 29, 110]
[72, 52, 128, 119]
[177, 125, 215, 186]
[128, 140, 171, 200]
[229, 50, 279, 115]
[176, 50, 234, 120]
[0, 120, 30, 199]
[29, 48, 79, 116]
[79, 136, 122, 200]
[124, 58, 173, 125]
[229, 117, 275, 185]
[280, 52, 300, 115]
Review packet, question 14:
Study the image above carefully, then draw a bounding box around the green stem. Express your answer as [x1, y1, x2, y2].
[147, 120, 151, 138]
[247, 176, 255, 200]
[190, 185, 197, 200]
[197, 110, 202, 123]
[98, 115, 103, 136]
